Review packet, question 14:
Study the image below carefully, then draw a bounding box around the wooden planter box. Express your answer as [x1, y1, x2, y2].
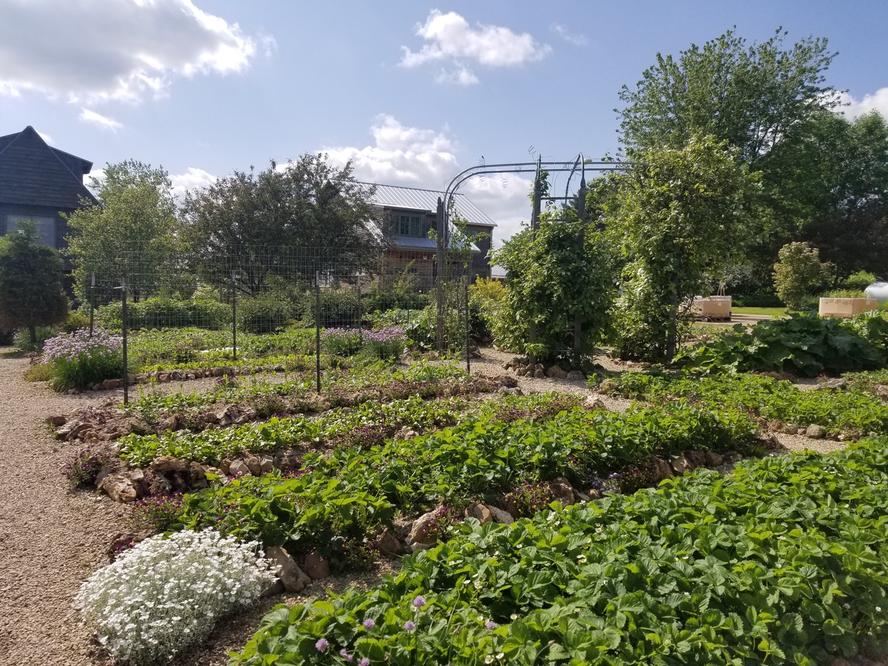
[818, 297, 878, 318]
[692, 296, 732, 321]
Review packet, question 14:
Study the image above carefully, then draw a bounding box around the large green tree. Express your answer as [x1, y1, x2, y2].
[181, 154, 382, 294]
[608, 135, 761, 362]
[0, 221, 68, 342]
[65, 160, 179, 300]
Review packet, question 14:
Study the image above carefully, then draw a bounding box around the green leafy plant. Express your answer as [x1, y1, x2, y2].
[773, 242, 833, 310]
[232, 437, 888, 665]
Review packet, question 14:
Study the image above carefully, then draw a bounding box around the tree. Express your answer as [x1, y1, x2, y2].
[181, 155, 383, 295]
[494, 210, 614, 365]
[0, 221, 68, 342]
[617, 28, 838, 295]
[608, 135, 761, 362]
[65, 160, 179, 300]
[772, 242, 833, 310]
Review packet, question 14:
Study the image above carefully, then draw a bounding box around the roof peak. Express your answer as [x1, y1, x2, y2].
[356, 181, 471, 198]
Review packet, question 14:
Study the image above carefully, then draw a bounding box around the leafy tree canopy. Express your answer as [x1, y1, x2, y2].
[181, 154, 383, 294]
[0, 221, 68, 341]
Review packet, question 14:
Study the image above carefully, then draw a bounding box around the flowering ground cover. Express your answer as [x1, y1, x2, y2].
[175, 399, 761, 561]
[599, 371, 888, 438]
[41, 328, 124, 390]
[232, 437, 888, 665]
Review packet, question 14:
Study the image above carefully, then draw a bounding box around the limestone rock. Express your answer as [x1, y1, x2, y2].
[375, 527, 404, 557]
[704, 451, 724, 467]
[566, 370, 585, 381]
[243, 454, 263, 476]
[258, 456, 275, 474]
[228, 459, 251, 477]
[266, 546, 311, 592]
[487, 505, 514, 524]
[670, 455, 691, 475]
[584, 396, 606, 410]
[464, 502, 493, 525]
[407, 507, 443, 548]
[46, 415, 66, 427]
[805, 424, 827, 439]
[301, 550, 330, 580]
[533, 368, 546, 379]
[683, 450, 708, 468]
[548, 477, 576, 505]
[650, 457, 674, 482]
[100, 473, 138, 502]
[150, 456, 188, 474]
[546, 365, 567, 379]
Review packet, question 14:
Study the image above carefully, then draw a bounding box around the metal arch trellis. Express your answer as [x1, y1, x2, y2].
[432, 155, 630, 352]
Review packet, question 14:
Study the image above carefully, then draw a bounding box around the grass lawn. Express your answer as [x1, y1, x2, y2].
[732, 305, 787, 317]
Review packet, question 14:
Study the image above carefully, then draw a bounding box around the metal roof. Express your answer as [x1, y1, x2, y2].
[390, 234, 480, 253]
[359, 182, 497, 228]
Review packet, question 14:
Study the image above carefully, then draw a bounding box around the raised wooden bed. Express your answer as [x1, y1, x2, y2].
[818, 297, 878, 318]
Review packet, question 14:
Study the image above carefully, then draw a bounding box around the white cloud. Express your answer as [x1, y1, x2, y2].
[322, 115, 532, 243]
[400, 10, 550, 83]
[79, 108, 122, 131]
[170, 167, 217, 199]
[435, 66, 480, 86]
[550, 23, 588, 47]
[0, 0, 260, 104]
[836, 88, 888, 120]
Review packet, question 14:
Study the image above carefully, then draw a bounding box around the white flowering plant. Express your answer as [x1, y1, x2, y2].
[75, 529, 275, 665]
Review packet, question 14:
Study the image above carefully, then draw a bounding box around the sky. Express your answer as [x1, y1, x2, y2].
[2, 0, 888, 243]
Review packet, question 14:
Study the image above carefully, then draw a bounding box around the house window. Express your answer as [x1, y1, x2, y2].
[397, 214, 424, 237]
[5, 215, 56, 247]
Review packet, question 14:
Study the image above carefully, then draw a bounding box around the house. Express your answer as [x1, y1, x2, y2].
[362, 182, 496, 286]
[0, 125, 95, 249]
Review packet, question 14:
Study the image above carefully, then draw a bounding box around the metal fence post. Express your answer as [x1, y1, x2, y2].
[463, 274, 471, 374]
[314, 271, 321, 394]
[230, 271, 237, 361]
[88, 272, 95, 338]
[121, 278, 129, 406]
[435, 197, 446, 353]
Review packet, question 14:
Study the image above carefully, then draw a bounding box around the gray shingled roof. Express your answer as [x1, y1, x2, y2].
[0, 126, 95, 209]
[360, 182, 497, 228]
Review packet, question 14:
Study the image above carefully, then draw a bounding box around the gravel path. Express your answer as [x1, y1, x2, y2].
[0, 351, 131, 666]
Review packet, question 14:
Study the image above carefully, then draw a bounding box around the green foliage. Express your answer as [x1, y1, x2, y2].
[96, 296, 231, 330]
[321, 328, 364, 356]
[0, 221, 68, 342]
[12, 325, 57, 352]
[494, 217, 614, 363]
[677, 314, 887, 377]
[843, 270, 879, 291]
[65, 160, 179, 301]
[233, 437, 888, 665]
[608, 135, 761, 361]
[603, 371, 888, 437]
[177, 398, 758, 556]
[303, 288, 362, 327]
[181, 155, 382, 293]
[238, 294, 296, 333]
[772, 242, 833, 309]
[468, 277, 507, 345]
[119, 396, 471, 467]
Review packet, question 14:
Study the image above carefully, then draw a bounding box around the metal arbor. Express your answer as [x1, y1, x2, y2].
[433, 156, 628, 351]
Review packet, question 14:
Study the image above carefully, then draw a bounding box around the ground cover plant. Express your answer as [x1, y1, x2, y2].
[76, 528, 274, 665]
[175, 400, 760, 560]
[677, 313, 887, 376]
[232, 437, 888, 665]
[600, 370, 888, 437]
[125, 362, 484, 429]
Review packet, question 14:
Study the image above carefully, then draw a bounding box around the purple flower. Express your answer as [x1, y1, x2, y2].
[412, 595, 426, 608]
[485, 620, 498, 630]
[359, 659, 370, 666]
[362, 618, 375, 630]
[42, 328, 122, 363]
[404, 620, 416, 632]
[315, 638, 329, 652]
[363, 327, 406, 344]
[340, 648, 354, 662]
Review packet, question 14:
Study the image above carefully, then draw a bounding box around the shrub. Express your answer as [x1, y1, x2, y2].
[232, 438, 888, 665]
[821, 288, 864, 298]
[42, 328, 124, 390]
[75, 529, 275, 665]
[322, 328, 364, 356]
[97, 296, 230, 330]
[677, 314, 886, 376]
[362, 327, 406, 360]
[238, 294, 293, 333]
[303, 288, 363, 327]
[13, 325, 57, 352]
[772, 242, 833, 310]
[468, 277, 506, 345]
[842, 270, 878, 291]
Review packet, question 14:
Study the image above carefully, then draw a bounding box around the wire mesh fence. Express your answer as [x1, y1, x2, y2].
[80, 245, 474, 402]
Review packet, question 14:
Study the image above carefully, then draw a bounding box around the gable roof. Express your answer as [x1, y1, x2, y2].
[0, 126, 96, 210]
[360, 182, 497, 228]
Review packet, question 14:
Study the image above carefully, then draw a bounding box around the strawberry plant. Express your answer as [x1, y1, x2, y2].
[232, 437, 888, 665]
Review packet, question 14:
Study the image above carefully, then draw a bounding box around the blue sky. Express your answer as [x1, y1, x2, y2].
[2, 0, 887, 240]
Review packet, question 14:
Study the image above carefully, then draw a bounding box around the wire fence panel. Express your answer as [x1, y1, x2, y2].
[82, 245, 472, 402]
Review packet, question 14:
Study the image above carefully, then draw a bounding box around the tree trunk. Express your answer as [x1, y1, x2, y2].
[28, 324, 36, 344]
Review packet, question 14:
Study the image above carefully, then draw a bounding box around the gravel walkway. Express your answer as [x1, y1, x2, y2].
[0, 351, 131, 665]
